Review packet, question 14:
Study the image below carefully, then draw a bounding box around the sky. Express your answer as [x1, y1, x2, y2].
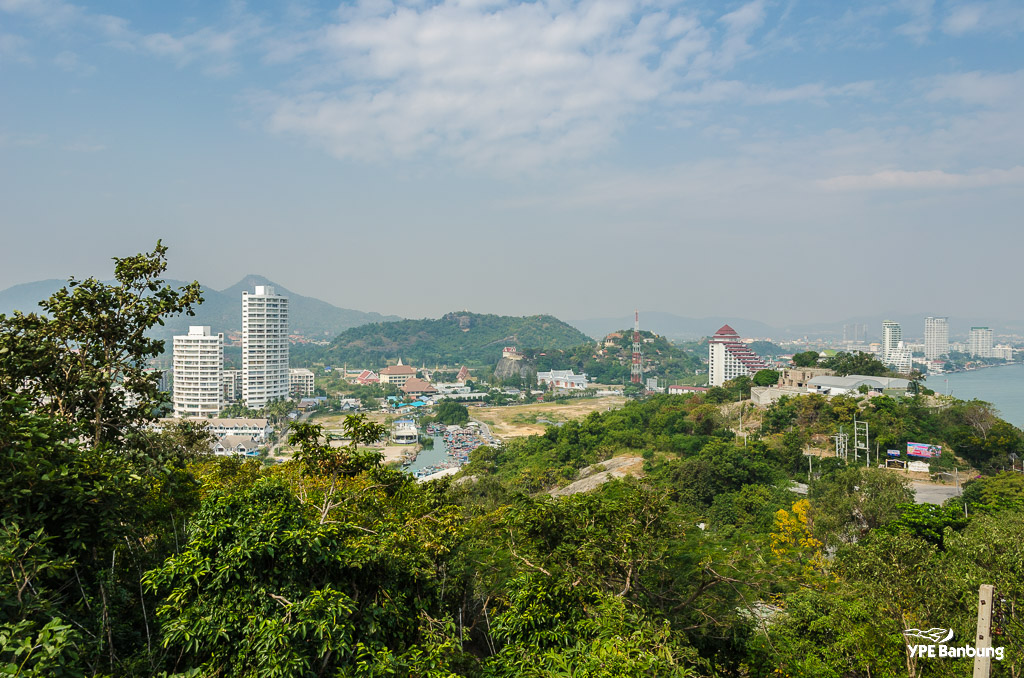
[1, 0, 1022, 326]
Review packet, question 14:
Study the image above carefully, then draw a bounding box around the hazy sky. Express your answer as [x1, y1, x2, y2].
[1, 0, 1022, 325]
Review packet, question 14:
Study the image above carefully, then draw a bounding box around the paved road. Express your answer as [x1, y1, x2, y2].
[790, 480, 960, 506]
[470, 418, 502, 447]
[912, 482, 962, 505]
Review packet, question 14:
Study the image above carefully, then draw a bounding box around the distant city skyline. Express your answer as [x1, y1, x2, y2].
[1, 1, 1022, 324]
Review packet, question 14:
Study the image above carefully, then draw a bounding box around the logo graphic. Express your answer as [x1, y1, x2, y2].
[904, 628, 955, 644]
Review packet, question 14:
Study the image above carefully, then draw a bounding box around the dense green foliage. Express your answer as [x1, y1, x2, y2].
[5, 246, 1024, 677]
[433, 401, 470, 426]
[790, 350, 821, 367]
[309, 312, 591, 369]
[533, 330, 703, 385]
[820, 350, 890, 376]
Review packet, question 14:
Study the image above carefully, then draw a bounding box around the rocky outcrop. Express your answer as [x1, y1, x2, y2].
[494, 356, 536, 382]
[549, 456, 645, 496]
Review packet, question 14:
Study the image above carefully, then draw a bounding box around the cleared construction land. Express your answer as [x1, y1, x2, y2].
[474, 396, 626, 438]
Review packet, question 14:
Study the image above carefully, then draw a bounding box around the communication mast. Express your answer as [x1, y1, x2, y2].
[631, 309, 642, 384]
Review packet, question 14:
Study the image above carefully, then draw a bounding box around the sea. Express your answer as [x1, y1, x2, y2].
[933, 363, 1024, 430]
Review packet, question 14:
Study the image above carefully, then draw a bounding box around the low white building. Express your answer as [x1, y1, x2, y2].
[212, 435, 261, 456]
[992, 344, 1015, 361]
[807, 375, 911, 396]
[154, 417, 272, 442]
[537, 369, 588, 390]
[391, 419, 418, 445]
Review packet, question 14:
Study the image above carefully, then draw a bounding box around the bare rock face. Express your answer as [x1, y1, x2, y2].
[549, 456, 645, 496]
[493, 356, 536, 381]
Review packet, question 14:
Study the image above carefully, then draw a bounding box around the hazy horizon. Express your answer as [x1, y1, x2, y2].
[2, 1, 1022, 326]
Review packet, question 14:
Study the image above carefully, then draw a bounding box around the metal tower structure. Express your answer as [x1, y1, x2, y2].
[631, 309, 642, 384]
[833, 427, 849, 460]
[854, 418, 869, 464]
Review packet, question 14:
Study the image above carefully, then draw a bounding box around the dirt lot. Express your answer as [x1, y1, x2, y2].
[474, 396, 626, 438]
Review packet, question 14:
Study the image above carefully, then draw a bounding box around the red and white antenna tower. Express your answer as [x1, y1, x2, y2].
[631, 309, 642, 384]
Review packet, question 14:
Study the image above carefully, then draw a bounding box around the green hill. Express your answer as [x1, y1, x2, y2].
[532, 329, 705, 385]
[318, 312, 591, 368]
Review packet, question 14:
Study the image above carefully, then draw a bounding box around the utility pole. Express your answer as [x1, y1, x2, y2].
[973, 584, 994, 678]
[833, 427, 848, 461]
[630, 309, 642, 384]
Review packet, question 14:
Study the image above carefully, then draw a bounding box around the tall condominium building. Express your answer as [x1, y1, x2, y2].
[923, 316, 949, 360]
[842, 323, 868, 343]
[242, 285, 290, 409]
[172, 326, 223, 418]
[968, 327, 994, 358]
[881, 320, 902, 365]
[708, 325, 769, 387]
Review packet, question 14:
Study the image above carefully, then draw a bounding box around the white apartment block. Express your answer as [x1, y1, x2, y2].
[924, 316, 949, 360]
[992, 344, 1015, 361]
[289, 368, 316, 397]
[968, 327, 994, 358]
[221, 369, 242, 403]
[889, 341, 913, 375]
[153, 417, 272, 442]
[881, 320, 902, 365]
[242, 286, 290, 409]
[707, 325, 769, 387]
[172, 326, 223, 418]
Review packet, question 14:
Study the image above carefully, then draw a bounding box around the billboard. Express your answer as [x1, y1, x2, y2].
[907, 442, 942, 459]
[887, 449, 901, 458]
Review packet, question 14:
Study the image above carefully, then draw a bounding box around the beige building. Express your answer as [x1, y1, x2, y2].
[379, 359, 417, 387]
[401, 377, 438, 397]
[289, 368, 315, 397]
[777, 367, 834, 388]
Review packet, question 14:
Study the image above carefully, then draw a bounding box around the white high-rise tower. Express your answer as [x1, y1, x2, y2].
[968, 327, 994, 358]
[172, 325, 223, 418]
[242, 285, 290, 409]
[881, 320, 901, 365]
[924, 317, 949, 360]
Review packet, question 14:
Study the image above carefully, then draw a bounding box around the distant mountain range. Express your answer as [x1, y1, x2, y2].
[571, 312, 1024, 342]
[0, 274, 402, 343]
[570, 313, 779, 342]
[310, 312, 593, 368]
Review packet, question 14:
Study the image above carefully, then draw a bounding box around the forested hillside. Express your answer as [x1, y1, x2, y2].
[4, 245, 1024, 677]
[310, 312, 592, 368]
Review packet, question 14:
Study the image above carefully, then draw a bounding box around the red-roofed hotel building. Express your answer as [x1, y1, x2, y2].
[708, 325, 769, 387]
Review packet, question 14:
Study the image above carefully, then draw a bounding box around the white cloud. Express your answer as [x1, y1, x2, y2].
[926, 69, 1024, 106]
[893, 0, 934, 42]
[818, 166, 1024, 190]
[53, 49, 94, 74]
[1, 0, 260, 73]
[716, 0, 767, 70]
[670, 79, 875, 106]
[942, 1, 1024, 36]
[0, 32, 32, 63]
[267, 0, 706, 167]
[63, 141, 105, 152]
